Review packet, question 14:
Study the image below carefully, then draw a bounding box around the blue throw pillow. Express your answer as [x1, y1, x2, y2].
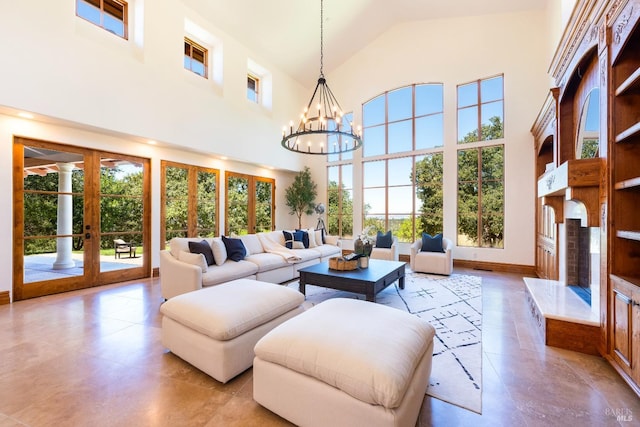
[421, 233, 445, 253]
[222, 236, 247, 261]
[283, 230, 294, 249]
[188, 240, 215, 266]
[375, 231, 393, 249]
[295, 229, 310, 248]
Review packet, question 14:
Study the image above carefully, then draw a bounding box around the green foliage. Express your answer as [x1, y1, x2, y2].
[285, 167, 317, 229]
[227, 176, 249, 235]
[414, 153, 444, 237]
[328, 180, 353, 237]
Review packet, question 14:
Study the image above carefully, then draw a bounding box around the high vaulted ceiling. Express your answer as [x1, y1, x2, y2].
[181, 0, 547, 85]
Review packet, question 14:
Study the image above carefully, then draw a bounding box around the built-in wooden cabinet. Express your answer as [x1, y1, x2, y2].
[608, 0, 640, 396]
[532, 0, 640, 397]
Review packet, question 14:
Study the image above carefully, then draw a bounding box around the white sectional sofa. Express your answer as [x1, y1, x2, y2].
[160, 230, 341, 299]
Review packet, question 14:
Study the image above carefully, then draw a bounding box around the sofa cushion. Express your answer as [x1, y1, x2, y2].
[239, 234, 263, 256]
[188, 240, 215, 266]
[376, 231, 393, 249]
[169, 237, 213, 258]
[160, 279, 304, 341]
[201, 260, 258, 286]
[178, 250, 208, 273]
[305, 228, 317, 248]
[245, 253, 289, 272]
[311, 244, 341, 258]
[254, 298, 435, 409]
[421, 233, 444, 253]
[222, 236, 247, 261]
[211, 237, 227, 265]
[314, 229, 324, 246]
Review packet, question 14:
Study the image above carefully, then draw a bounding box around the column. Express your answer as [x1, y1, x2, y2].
[52, 162, 76, 270]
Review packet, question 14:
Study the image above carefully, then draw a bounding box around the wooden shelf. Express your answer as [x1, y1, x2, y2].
[617, 230, 640, 242]
[615, 177, 640, 190]
[615, 121, 640, 143]
[616, 66, 640, 96]
[611, 274, 640, 289]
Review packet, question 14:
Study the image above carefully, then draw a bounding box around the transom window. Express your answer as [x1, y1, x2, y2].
[247, 75, 259, 103]
[76, 0, 128, 39]
[363, 84, 444, 158]
[457, 75, 504, 143]
[184, 38, 208, 78]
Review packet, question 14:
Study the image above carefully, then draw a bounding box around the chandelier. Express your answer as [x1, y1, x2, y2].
[281, 0, 363, 155]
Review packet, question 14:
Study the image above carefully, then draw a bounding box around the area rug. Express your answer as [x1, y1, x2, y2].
[287, 270, 482, 413]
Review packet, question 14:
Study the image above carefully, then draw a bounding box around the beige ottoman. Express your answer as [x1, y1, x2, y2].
[253, 298, 436, 427]
[160, 279, 304, 383]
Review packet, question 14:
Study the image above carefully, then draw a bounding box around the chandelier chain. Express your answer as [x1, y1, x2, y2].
[320, 0, 324, 77]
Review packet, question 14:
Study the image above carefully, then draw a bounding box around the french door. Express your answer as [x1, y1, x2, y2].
[225, 172, 275, 235]
[13, 138, 151, 301]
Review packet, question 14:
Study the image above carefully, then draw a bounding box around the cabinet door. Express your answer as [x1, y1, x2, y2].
[613, 286, 633, 371]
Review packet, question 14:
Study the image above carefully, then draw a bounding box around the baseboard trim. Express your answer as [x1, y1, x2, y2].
[454, 259, 536, 275]
[0, 291, 10, 305]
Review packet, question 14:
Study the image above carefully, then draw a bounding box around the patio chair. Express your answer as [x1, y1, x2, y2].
[114, 239, 137, 259]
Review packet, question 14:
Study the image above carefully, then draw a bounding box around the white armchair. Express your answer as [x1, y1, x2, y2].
[410, 237, 453, 275]
[370, 236, 399, 261]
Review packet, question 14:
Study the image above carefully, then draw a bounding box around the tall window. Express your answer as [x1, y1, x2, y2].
[327, 164, 353, 238]
[161, 161, 219, 249]
[184, 38, 208, 78]
[76, 0, 127, 39]
[456, 75, 505, 248]
[327, 113, 355, 237]
[247, 74, 259, 102]
[361, 84, 444, 242]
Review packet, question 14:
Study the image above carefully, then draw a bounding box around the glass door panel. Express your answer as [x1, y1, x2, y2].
[196, 170, 217, 237]
[255, 179, 274, 233]
[99, 157, 144, 273]
[19, 143, 87, 297]
[226, 174, 249, 235]
[164, 165, 189, 248]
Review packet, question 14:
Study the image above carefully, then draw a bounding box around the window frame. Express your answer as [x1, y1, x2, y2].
[160, 161, 220, 250]
[456, 144, 504, 248]
[76, 0, 128, 39]
[184, 37, 209, 78]
[360, 84, 444, 243]
[247, 74, 260, 103]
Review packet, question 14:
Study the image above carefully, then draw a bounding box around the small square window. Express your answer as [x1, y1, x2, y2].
[76, 0, 128, 39]
[247, 75, 259, 103]
[184, 38, 208, 78]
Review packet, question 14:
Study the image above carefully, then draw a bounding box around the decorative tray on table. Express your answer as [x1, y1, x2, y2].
[328, 253, 361, 271]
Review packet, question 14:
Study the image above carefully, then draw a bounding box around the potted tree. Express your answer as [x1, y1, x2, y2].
[285, 167, 318, 229]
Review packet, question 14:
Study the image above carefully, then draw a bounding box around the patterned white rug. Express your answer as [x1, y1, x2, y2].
[288, 269, 482, 413]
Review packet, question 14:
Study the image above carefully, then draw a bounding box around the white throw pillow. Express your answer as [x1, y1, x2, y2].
[314, 229, 323, 246]
[306, 228, 317, 248]
[292, 241, 305, 249]
[178, 250, 208, 273]
[211, 237, 227, 265]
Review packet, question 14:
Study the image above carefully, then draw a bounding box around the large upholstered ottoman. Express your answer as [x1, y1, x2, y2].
[160, 278, 304, 383]
[253, 298, 436, 427]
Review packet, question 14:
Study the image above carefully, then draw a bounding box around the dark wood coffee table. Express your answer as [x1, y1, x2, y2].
[298, 259, 405, 303]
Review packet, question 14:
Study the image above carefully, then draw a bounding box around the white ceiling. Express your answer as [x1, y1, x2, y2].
[181, 0, 547, 85]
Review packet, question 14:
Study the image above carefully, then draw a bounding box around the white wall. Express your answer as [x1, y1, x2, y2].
[308, 9, 551, 266]
[0, 0, 307, 171]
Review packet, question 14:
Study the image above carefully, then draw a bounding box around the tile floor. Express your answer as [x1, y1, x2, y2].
[0, 268, 638, 426]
